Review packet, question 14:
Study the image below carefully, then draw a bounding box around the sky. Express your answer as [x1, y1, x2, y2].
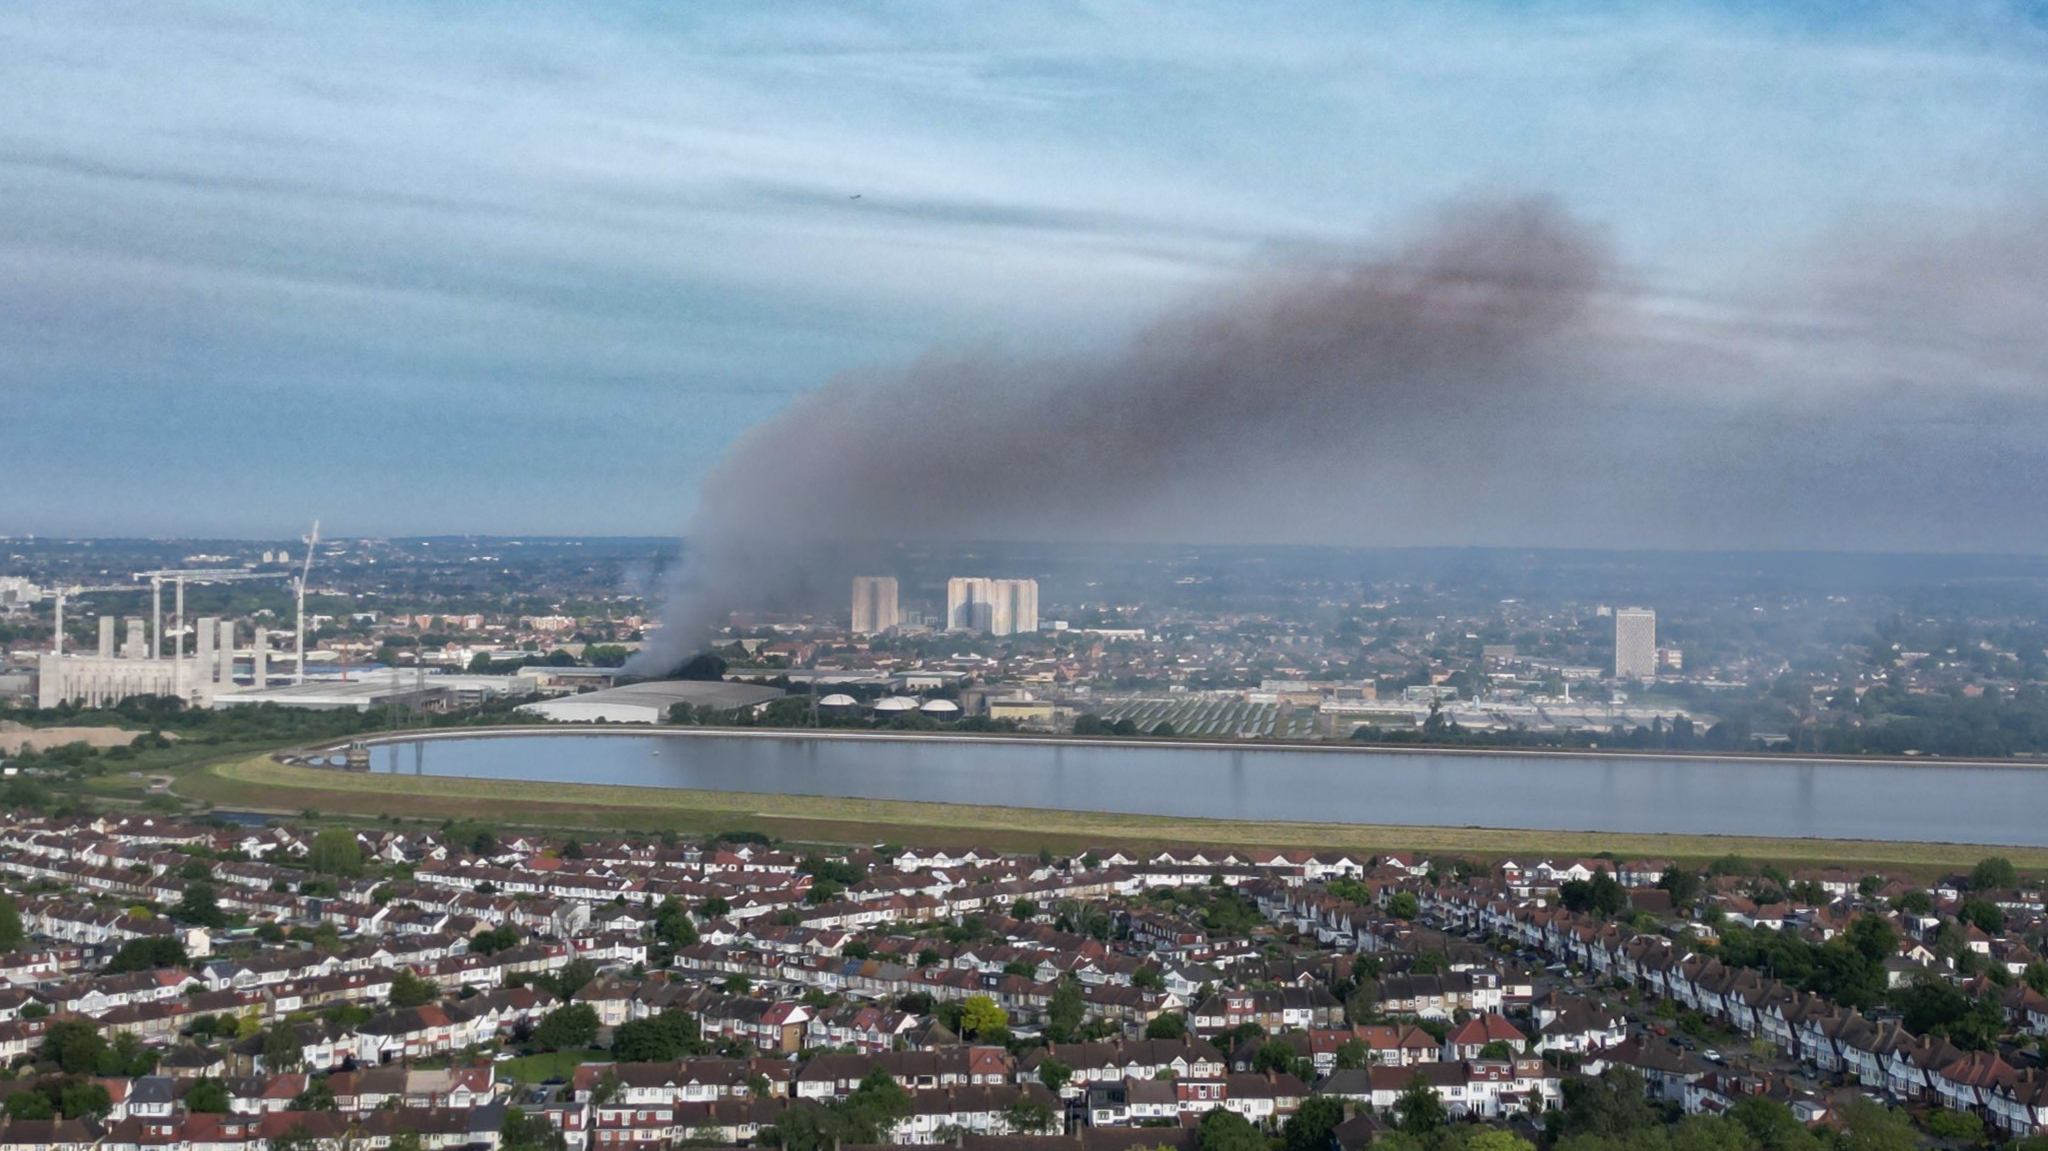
[4, 1, 2047, 542]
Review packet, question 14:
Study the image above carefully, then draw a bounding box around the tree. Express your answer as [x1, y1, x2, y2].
[501, 1108, 568, 1151]
[187, 1076, 231, 1114]
[290, 1077, 338, 1111]
[1005, 1099, 1058, 1135]
[1332, 1038, 1370, 1070]
[1011, 898, 1039, 920]
[653, 897, 699, 951]
[309, 828, 364, 877]
[1659, 867, 1702, 907]
[0, 892, 21, 951]
[389, 968, 437, 1008]
[1835, 1099, 1917, 1151]
[105, 935, 188, 973]
[1958, 899, 2005, 933]
[1132, 966, 1165, 991]
[3, 1091, 52, 1120]
[41, 1019, 108, 1075]
[1969, 856, 2018, 891]
[1283, 1095, 1346, 1151]
[1198, 1107, 1266, 1151]
[173, 883, 228, 929]
[959, 996, 1008, 1039]
[1393, 1074, 1447, 1134]
[1555, 1068, 1659, 1139]
[262, 1022, 304, 1071]
[1045, 977, 1084, 1043]
[1037, 1058, 1072, 1095]
[470, 926, 521, 956]
[613, 1008, 706, 1062]
[533, 1003, 601, 1050]
[544, 957, 598, 1000]
[1466, 1131, 1536, 1151]
[1254, 1038, 1305, 1077]
[1388, 892, 1420, 920]
[1145, 1012, 1187, 1040]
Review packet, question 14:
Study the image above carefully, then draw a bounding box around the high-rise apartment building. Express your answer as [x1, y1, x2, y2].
[1613, 608, 1657, 680]
[850, 576, 899, 635]
[946, 577, 1039, 636]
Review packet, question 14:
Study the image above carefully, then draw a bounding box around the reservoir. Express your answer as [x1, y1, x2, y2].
[367, 731, 2048, 846]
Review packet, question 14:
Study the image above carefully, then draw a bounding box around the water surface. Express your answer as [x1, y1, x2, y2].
[369, 732, 2046, 845]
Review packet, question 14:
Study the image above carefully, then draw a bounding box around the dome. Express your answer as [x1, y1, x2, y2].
[818, 693, 858, 707]
[872, 696, 920, 712]
[919, 699, 960, 715]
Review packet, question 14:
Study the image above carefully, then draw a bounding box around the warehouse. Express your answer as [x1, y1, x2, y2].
[516, 680, 783, 724]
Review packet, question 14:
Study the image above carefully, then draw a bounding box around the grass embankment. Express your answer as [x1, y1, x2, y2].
[181, 756, 2048, 872]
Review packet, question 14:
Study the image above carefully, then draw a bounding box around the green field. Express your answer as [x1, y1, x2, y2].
[178, 754, 2048, 873]
[497, 1048, 608, 1084]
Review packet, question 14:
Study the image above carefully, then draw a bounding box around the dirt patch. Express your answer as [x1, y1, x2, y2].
[0, 722, 157, 755]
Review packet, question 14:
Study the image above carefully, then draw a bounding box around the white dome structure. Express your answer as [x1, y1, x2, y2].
[919, 699, 961, 716]
[872, 696, 920, 713]
[818, 693, 858, 708]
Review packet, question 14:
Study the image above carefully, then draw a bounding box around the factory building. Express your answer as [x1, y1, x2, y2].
[1613, 607, 1658, 680]
[850, 576, 899, 635]
[944, 576, 1039, 636]
[38, 615, 245, 708]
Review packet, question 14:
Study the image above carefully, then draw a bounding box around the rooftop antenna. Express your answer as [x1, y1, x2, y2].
[295, 520, 320, 684]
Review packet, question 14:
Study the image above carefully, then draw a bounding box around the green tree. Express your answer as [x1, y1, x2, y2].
[1388, 892, 1420, 920]
[1555, 1068, 1659, 1139]
[653, 897, 699, 951]
[1005, 1099, 1058, 1134]
[187, 1076, 231, 1114]
[105, 935, 188, 973]
[4, 1091, 52, 1120]
[1145, 1012, 1187, 1040]
[173, 883, 228, 929]
[1045, 977, 1085, 1043]
[41, 1019, 108, 1075]
[1037, 1058, 1072, 1095]
[1835, 1099, 1917, 1151]
[262, 1022, 304, 1071]
[0, 892, 22, 952]
[1467, 1131, 1537, 1151]
[390, 968, 438, 1007]
[501, 1108, 568, 1151]
[612, 1008, 706, 1062]
[1969, 857, 2018, 891]
[1333, 1038, 1370, 1070]
[1393, 1074, 1447, 1134]
[960, 995, 1008, 1038]
[1198, 1107, 1267, 1151]
[309, 828, 364, 877]
[1283, 1095, 1347, 1151]
[533, 1003, 600, 1050]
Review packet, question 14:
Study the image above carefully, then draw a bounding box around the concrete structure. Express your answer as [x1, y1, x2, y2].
[38, 612, 240, 708]
[850, 576, 900, 635]
[215, 668, 536, 712]
[516, 680, 783, 724]
[1613, 608, 1658, 680]
[944, 577, 1039, 636]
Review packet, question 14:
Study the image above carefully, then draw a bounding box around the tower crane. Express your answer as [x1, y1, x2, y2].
[295, 521, 320, 684]
[49, 583, 144, 657]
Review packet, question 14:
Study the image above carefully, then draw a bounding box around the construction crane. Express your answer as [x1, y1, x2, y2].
[132, 567, 292, 665]
[295, 520, 320, 684]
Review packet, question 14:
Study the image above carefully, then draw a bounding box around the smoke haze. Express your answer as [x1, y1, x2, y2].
[632, 196, 2048, 671]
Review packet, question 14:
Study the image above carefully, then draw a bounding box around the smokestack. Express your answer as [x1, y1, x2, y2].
[97, 616, 115, 659]
[124, 618, 146, 660]
[253, 626, 268, 690]
[217, 619, 235, 689]
[194, 616, 215, 699]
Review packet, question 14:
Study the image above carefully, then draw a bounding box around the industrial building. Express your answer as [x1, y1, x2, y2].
[38, 614, 257, 709]
[212, 668, 538, 712]
[1613, 607, 1658, 680]
[944, 576, 1038, 635]
[517, 680, 784, 724]
[849, 576, 899, 635]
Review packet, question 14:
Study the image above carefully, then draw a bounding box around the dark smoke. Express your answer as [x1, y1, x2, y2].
[631, 196, 2048, 672]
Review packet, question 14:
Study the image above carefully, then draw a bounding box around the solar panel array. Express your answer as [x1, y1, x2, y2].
[1098, 698, 1317, 740]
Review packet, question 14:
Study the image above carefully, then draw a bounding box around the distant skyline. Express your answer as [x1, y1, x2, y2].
[5, 2, 2047, 542]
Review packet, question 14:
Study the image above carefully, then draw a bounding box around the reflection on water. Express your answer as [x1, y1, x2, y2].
[369, 733, 2047, 846]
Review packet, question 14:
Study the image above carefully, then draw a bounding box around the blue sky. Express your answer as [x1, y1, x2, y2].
[4, 1, 2046, 538]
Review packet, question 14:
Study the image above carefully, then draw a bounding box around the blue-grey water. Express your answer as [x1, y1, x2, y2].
[368, 732, 2048, 846]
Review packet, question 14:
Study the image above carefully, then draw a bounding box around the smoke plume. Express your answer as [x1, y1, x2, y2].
[631, 195, 2048, 671]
